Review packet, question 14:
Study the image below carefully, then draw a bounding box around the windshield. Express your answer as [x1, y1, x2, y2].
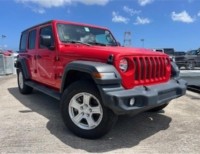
[155, 49, 163, 53]
[57, 24, 117, 46]
[186, 50, 197, 55]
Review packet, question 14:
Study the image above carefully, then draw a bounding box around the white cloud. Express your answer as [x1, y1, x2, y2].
[138, 0, 154, 6]
[134, 16, 151, 25]
[171, 11, 195, 23]
[16, 0, 111, 14]
[76, 0, 110, 5]
[16, 0, 70, 8]
[123, 6, 141, 16]
[16, 0, 110, 8]
[112, 11, 129, 24]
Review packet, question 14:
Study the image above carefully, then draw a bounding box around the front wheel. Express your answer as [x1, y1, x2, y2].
[60, 81, 118, 139]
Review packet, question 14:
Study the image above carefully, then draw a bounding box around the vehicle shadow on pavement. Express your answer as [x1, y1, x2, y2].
[8, 87, 172, 153]
[185, 93, 200, 100]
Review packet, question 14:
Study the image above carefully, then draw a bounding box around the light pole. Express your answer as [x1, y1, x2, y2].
[1, 35, 6, 50]
[140, 38, 144, 48]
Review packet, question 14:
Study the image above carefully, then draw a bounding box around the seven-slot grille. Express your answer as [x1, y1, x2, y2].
[133, 56, 169, 83]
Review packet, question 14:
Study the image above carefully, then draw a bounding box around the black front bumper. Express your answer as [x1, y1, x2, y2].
[99, 78, 187, 115]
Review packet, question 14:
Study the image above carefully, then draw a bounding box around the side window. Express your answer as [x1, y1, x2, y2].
[28, 30, 36, 49]
[19, 32, 27, 52]
[39, 26, 54, 49]
[192, 50, 197, 55]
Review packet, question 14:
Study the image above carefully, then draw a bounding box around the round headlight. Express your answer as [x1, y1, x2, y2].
[119, 59, 128, 72]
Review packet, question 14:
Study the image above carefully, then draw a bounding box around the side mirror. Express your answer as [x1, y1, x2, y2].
[40, 35, 55, 49]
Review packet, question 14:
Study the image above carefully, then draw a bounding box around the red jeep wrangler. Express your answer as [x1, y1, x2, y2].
[15, 20, 187, 139]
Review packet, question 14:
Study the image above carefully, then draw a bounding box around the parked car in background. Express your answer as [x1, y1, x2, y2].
[175, 49, 200, 69]
[174, 51, 186, 56]
[0, 50, 18, 65]
[153, 48, 175, 62]
[0, 50, 13, 56]
[174, 51, 186, 69]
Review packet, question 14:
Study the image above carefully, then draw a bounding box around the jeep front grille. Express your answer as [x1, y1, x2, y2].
[133, 56, 169, 84]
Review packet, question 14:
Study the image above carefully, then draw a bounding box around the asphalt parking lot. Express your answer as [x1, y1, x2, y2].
[0, 75, 200, 153]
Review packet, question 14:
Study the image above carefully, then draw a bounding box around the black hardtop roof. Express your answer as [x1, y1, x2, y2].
[21, 20, 108, 34]
[22, 20, 53, 33]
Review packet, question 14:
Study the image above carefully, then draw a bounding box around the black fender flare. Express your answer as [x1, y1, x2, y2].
[60, 60, 121, 93]
[15, 57, 31, 79]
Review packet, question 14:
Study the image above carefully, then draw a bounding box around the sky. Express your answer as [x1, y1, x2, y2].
[0, 0, 200, 51]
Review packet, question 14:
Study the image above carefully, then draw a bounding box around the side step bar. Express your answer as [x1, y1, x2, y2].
[25, 81, 61, 100]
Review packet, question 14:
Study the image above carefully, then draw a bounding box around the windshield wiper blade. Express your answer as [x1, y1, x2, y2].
[87, 41, 107, 46]
[64, 40, 91, 46]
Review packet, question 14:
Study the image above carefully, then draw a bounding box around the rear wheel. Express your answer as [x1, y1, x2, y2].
[149, 103, 169, 112]
[17, 68, 33, 94]
[61, 81, 118, 139]
[177, 65, 182, 69]
[186, 61, 195, 70]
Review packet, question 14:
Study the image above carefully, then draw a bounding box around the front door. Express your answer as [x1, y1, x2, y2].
[36, 25, 56, 86]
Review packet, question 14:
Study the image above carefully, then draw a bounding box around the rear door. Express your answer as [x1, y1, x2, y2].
[36, 25, 57, 86]
[19, 30, 37, 80]
[27, 29, 37, 80]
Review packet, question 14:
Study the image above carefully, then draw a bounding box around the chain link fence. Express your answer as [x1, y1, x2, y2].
[0, 54, 16, 75]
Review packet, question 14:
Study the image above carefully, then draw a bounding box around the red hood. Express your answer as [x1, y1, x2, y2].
[59, 44, 167, 61]
[90, 46, 162, 55]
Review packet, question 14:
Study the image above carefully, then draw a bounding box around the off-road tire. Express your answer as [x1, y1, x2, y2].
[60, 80, 118, 139]
[17, 68, 33, 94]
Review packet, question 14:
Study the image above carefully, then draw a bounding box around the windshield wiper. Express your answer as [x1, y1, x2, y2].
[87, 41, 107, 46]
[64, 40, 91, 46]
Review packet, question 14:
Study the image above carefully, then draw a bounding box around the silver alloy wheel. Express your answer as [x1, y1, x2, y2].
[68, 92, 103, 130]
[18, 71, 24, 89]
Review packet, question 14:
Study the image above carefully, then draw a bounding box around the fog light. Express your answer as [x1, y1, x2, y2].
[129, 98, 135, 106]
